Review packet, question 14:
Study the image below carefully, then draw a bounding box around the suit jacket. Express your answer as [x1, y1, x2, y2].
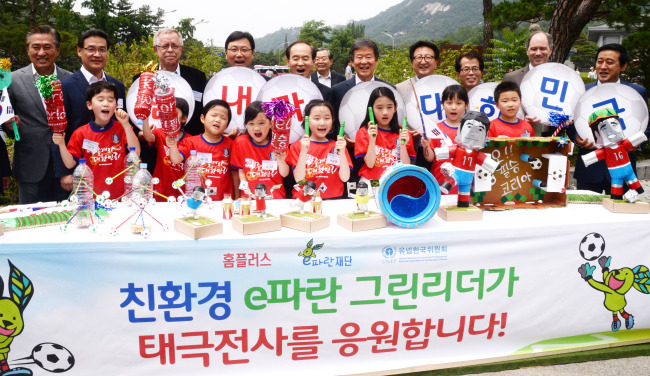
[0, 137, 10, 182]
[330, 76, 395, 136]
[53, 69, 126, 178]
[311, 71, 345, 88]
[569, 80, 648, 184]
[6, 65, 72, 183]
[315, 81, 332, 103]
[395, 77, 417, 103]
[502, 66, 530, 87]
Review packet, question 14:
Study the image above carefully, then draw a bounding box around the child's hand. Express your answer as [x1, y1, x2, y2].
[275, 151, 286, 162]
[419, 135, 429, 148]
[336, 136, 346, 152]
[300, 134, 310, 152]
[399, 128, 409, 145]
[166, 136, 177, 149]
[52, 132, 66, 146]
[367, 122, 377, 139]
[116, 109, 130, 125]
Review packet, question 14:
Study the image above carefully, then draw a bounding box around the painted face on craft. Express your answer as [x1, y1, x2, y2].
[191, 189, 204, 201]
[287, 42, 314, 78]
[226, 38, 254, 67]
[246, 112, 272, 145]
[457, 57, 483, 91]
[596, 117, 624, 146]
[458, 119, 487, 150]
[411, 46, 437, 79]
[255, 186, 266, 197]
[154, 32, 183, 71]
[308, 105, 333, 141]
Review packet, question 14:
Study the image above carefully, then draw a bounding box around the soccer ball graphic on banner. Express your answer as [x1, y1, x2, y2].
[520, 62, 585, 126]
[468, 82, 525, 122]
[573, 83, 649, 144]
[404, 75, 458, 139]
[32, 342, 75, 372]
[339, 81, 405, 141]
[126, 71, 195, 130]
[579, 232, 605, 261]
[257, 75, 323, 144]
[203, 67, 268, 134]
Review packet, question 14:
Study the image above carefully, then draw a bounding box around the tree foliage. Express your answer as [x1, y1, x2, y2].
[327, 22, 366, 74]
[571, 33, 599, 70]
[297, 20, 331, 49]
[375, 45, 411, 85]
[483, 28, 529, 82]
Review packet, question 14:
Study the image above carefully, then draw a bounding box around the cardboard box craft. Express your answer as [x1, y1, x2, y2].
[602, 198, 650, 214]
[281, 212, 330, 233]
[232, 215, 281, 235]
[437, 205, 483, 221]
[337, 212, 387, 232]
[174, 216, 223, 239]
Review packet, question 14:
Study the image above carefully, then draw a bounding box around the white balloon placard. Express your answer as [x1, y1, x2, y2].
[573, 83, 649, 144]
[338, 81, 405, 141]
[126, 71, 195, 130]
[256, 75, 323, 144]
[203, 67, 268, 134]
[403, 75, 459, 139]
[468, 82, 525, 122]
[520, 62, 585, 126]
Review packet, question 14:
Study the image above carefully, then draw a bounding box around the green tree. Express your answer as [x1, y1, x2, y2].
[437, 43, 478, 79]
[177, 18, 197, 41]
[624, 29, 650, 90]
[82, 0, 115, 36]
[374, 45, 410, 84]
[444, 25, 483, 45]
[297, 20, 331, 48]
[328, 21, 366, 74]
[570, 33, 598, 70]
[483, 28, 529, 82]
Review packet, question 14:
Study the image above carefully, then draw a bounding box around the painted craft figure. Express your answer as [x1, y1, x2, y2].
[252, 184, 272, 218]
[185, 186, 207, 219]
[354, 181, 371, 215]
[292, 180, 317, 214]
[579, 256, 650, 331]
[581, 108, 647, 200]
[434, 111, 499, 207]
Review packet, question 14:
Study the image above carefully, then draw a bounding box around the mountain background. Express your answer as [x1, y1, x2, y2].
[255, 0, 489, 52]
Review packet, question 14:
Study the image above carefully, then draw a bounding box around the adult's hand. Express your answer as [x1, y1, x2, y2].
[60, 174, 73, 191]
[574, 135, 595, 150]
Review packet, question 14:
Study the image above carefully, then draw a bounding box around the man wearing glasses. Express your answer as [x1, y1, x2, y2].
[3, 25, 72, 203]
[55, 28, 126, 191]
[455, 52, 484, 93]
[224, 31, 270, 81]
[311, 48, 345, 88]
[150, 28, 206, 136]
[396, 41, 440, 100]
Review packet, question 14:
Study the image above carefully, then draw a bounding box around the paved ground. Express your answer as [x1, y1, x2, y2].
[468, 356, 650, 375]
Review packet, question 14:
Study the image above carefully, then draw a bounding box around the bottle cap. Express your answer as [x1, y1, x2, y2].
[79, 158, 86, 164]
[190, 150, 197, 155]
[130, 146, 136, 151]
[140, 163, 148, 168]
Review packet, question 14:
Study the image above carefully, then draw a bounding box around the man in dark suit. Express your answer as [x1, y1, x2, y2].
[54, 28, 126, 191]
[568, 43, 649, 194]
[311, 48, 345, 88]
[0, 137, 10, 193]
[3, 25, 71, 204]
[285, 41, 331, 102]
[502, 31, 553, 87]
[330, 38, 394, 137]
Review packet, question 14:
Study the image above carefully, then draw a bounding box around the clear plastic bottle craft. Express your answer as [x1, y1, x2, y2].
[124, 146, 140, 199]
[184, 150, 203, 196]
[132, 163, 153, 203]
[72, 158, 95, 227]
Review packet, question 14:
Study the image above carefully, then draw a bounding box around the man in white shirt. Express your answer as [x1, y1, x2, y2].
[311, 48, 345, 88]
[395, 41, 440, 101]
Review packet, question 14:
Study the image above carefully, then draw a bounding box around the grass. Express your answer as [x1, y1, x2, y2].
[178, 216, 216, 225]
[240, 214, 277, 223]
[344, 211, 382, 219]
[285, 211, 325, 219]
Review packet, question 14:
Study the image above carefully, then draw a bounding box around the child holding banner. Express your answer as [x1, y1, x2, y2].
[355, 87, 415, 185]
[420, 85, 468, 194]
[287, 100, 352, 199]
[231, 101, 289, 199]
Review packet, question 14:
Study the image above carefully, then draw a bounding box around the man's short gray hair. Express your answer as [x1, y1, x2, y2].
[525, 30, 553, 50]
[154, 28, 184, 47]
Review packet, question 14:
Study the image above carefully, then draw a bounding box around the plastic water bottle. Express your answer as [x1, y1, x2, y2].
[184, 150, 202, 195]
[124, 146, 140, 198]
[72, 158, 95, 227]
[132, 163, 153, 203]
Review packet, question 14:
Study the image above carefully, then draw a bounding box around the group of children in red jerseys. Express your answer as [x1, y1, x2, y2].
[52, 80, 532, 202]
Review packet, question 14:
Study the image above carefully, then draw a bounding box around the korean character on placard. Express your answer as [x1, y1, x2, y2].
[223, 253, 235, 268]
[540, 77, 569, 112]
[214, 329, 249, 364]
[487, 267, 520, 297]
[344, 256, 352, 266]
[479, 95, 496, 118]
[222, 85, 252, 116]
[120, 283, 156, 323]
[420, 92, 444, 122]
[259, 253, 272, 266]
[350, 276, 386, 306]
[157, 281, 196, 322]
[422, 271, 453, 302]
[331, 322, 367, 357]
[176, 331, 214, 367]
[436, 316, 466, 342]
[592, 98, 628, 129]
[468, 312, 507, 339]
[387, 274, 418, 310]
[198, 281, 231, 320]
[139, 333, 175, 365]
[248, 253, 259, 267]
[401, 318, 435, 350]
[287, 325, 324, 360]
[268, 279, 305, 310]
[251, 327, 288, 356]
[367, 321, 400, 353]
[305, 277, 342, 314]
[456, 269, 486, 300]
[236, 253, 248, 268]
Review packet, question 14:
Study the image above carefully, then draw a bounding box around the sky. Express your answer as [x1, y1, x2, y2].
[76, 0, 404, 47]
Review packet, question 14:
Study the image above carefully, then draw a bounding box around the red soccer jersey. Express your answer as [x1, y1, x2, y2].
[181, 134, 233, 201]
[354, 127, 415, 180]
[594, 140, 634, 168]
[67, 120, 129, 200]
[230, 135, 286, 199]
[286, 139, 353, 199]
[488, 118, 535, 138]
[428, 121, 459, 194]
[151, 128, 190, 201]
[447, 145, 488, 173]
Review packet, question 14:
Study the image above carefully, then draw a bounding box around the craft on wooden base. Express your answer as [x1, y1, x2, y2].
[174, 216, 223, 239]
[281, 211, 330, 233]
[232, 214, 281, 235]
[437, 205, 483, 221]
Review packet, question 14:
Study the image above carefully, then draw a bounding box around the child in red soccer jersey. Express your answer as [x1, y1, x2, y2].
[177, 99, 235, 201]
[421, 85, 468, 194]
[488, 81, 535, 138]
[53, 81, 140, 200]
[231, 101, 289, 199]
[141, 97, 189, 201]
[355, 87, 414, 185]
[287, 100, 352, 199]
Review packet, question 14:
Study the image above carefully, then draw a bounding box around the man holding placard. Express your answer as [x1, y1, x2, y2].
[395, 41, 440, 100]
[455, 52, 484, 93]
[502, 31, 553, 87]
